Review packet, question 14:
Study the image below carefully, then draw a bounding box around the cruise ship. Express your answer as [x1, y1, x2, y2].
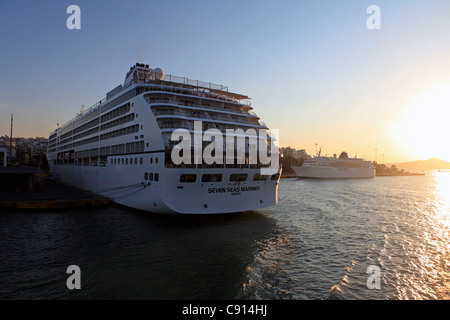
[292, 151, 375, 179]
[47, 63, 281, 214]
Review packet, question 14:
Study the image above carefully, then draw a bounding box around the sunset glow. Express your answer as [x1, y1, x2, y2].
[1, 1, 450, 164]
[389, 83, 450, 162]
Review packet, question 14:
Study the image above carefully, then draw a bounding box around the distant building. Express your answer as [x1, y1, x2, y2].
[294, 149, 308, 160]
[31, 139, 48, 157]
[0, 136, 47, 161]
[0, 138, 16, 159]
[281, 147, 308, 160]
[0, 147, 7, 167]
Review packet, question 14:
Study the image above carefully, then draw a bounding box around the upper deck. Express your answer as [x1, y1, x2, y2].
[51, 63, 251, 136]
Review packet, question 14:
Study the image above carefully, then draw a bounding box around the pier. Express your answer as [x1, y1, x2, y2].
[0, 167, 37, 192]
[0, 168, 109, 211]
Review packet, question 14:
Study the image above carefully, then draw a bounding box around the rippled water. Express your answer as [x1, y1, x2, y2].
[1, 173, 449, 299]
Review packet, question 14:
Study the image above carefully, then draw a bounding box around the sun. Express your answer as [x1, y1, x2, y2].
[389, 83, 450, 162]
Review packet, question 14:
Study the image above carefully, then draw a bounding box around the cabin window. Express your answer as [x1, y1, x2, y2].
[253, 174, 268, 181]
[202, 174, 223, 182]
[155, 173, 159, 181]
[180, 174, 196, 183]
[145, 172, 148, 180]
[230, 174, 247, 182]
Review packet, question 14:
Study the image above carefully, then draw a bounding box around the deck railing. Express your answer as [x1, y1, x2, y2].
[58, 72, 250, 131]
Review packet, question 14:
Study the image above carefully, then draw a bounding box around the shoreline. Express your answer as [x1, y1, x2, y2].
[376, 172, 425, 176]
[281, 173, 427, 178]
[0, 177, 109, 211]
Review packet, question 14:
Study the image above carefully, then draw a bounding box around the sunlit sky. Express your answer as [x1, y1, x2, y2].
[1, 0, 450, 162]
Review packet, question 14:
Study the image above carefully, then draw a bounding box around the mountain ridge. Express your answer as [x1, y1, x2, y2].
[387, 158, 450, 171]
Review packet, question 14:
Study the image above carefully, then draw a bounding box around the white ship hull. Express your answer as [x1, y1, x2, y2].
[292, 164, 375, 179]
[49, 158, 279, 214]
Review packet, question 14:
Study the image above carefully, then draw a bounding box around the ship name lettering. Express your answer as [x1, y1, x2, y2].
[208, 186, 260, 193]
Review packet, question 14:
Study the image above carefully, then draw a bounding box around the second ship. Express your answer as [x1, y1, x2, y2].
[292, 151, 375, 179]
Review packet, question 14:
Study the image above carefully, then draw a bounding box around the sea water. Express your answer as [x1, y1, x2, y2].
[1, 173, 449, 299]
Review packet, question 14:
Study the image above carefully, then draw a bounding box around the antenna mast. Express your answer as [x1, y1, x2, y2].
[9, 113, 13, 165]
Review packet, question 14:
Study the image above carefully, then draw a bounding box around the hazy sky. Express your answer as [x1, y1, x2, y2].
[1, 0, 450, 162]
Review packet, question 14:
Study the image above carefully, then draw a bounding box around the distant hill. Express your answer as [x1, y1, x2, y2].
[388, 158, 450, 171]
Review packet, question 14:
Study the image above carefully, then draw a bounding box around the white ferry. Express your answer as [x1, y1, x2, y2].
[47, 63, 281, 214]
[292, 151, 375, 179]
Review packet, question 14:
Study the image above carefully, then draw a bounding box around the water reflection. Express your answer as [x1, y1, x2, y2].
[0, 208, 281, 299]
[373, 172, 450, 299]
[261, 175, 450, 300]
[1, 174, 450, 299]
[425, 172, 450, 299]
[434, 171, 450, 228]
[240, 225, 295, 299]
